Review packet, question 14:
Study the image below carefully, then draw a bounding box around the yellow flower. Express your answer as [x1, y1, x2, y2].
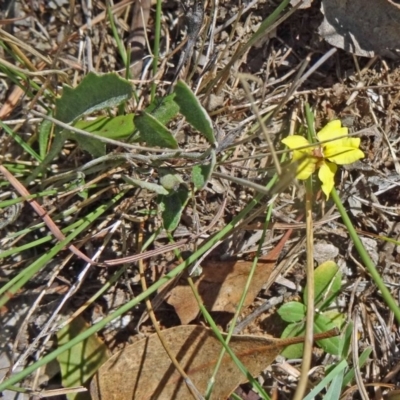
[281, 120, 364, 198]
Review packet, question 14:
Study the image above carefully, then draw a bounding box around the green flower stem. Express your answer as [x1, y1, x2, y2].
[331, 187, 400, 323]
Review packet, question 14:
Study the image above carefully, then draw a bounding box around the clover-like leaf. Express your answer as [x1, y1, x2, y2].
[304, 260, 342, 310]
[277, 302, 306, 323]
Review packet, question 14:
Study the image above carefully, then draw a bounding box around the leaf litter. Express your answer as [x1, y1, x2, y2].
[1, 0, 400, 398]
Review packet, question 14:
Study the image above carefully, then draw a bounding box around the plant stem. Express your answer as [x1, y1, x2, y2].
[293, 172, 315, 400]
[331, 187, 400, 324]
[151, 0, 162, 100]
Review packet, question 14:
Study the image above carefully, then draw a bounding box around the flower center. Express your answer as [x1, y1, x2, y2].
[312, 145, 324, 159]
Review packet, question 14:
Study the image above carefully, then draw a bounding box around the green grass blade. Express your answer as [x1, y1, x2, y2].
[303, 360, 348, 400]
[0, 190, 126, 307]
[0, 120, 42, 161]
[324, 369, 344, 400]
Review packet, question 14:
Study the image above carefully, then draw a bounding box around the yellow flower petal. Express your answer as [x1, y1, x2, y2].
[282, 135, 317, 180]
[317, 120, 348, 143]
[296, 157, 318, 180]
[324, 144, 364, 165]
[281, 135, 312, 162]
[316, 120, 364, 165]
[318, 161, 337, 199]
[282, 135, 312, 152]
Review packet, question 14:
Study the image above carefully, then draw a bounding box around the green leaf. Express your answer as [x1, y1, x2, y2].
[57, 316, 109, 400]
[323, 310, 345, 329]
[191, 150, 216, 190]
[68, 114, 136, 157]
[122, 175, 169, 195]
[135, 111, 179, 149]
[145, 94, 180, 126]
[38, 115, 52, 160]
[158, 185, 190, 231]
[174, 80, 216, 145]
[69, 133, 107, 157]
[342, 347, 372, 387]
[303, 360, 348, 400]
[277, 302, 306, 323]
[159, 170, 184, 191]
[338, 322, 353, 359]
[55, 72, 132, 124]
[74, 114, 135, 139]
[280, 323, 305, 359]
[304, 260, 342, 310]
[324, 369, 344, 400]
[0, 120, 41, 162]
[27, 73, 132, 183]
[66, 172, 88, 200]
[314, 313, 341, 355]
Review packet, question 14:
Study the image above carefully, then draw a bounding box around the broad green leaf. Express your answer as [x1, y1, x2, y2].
[174, 80, 216, 145]
[28, 73, 132, 183]
[323, 310, 345, 329]
[304, 260, 342, 310]
[74, 114, 135, 139]
[145, 94, 180, 126]
[122, 175, 169, 195]
[69, 115, 136, 157]
[191, 150, 216, 190]
[314, 314, 341, 355]
[135, 111, 178, 149]
[68, 132, 106, 157]
[280, 323, 305, 359]
[158, 185, 190, 231]
[277, 302, 306, 323]
[57, 316, 109, 400]
[55, 72, 132, 124]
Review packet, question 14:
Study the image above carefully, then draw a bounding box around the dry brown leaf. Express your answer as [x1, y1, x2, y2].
[166, 259, 274, 324]
[90, 325, 336, 400]
[166, 229, 293, 324]
[319, 0, 400, 58]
